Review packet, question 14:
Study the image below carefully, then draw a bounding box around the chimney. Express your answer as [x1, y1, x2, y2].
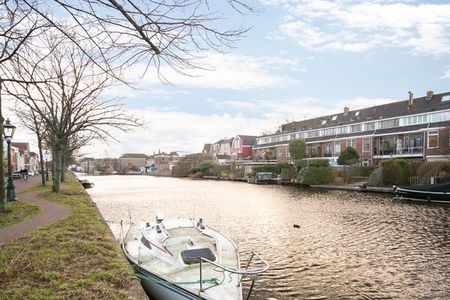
[426, 90, 433, 101]
[344, 106, 349, 116]
[408, 91, 414, 110]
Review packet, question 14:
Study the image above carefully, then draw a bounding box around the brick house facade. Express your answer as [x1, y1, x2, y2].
[254, 91, 450, 166]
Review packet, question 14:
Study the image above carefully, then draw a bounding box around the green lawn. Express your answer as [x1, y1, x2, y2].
[0, 201, 41, 228]
[0, 177, 142, 299]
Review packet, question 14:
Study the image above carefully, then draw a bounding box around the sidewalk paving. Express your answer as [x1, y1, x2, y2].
[0, 176, 71, 246]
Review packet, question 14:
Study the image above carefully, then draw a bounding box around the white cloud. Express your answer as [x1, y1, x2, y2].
[119, 52, 301, 90]
[81, 108, 282, 157]
[442, 69, 450, 79]
[265, 1, 450, 55]
[6, 93, 395, 159]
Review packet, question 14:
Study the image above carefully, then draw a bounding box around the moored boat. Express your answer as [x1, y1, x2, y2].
[120, 214, 269, 300]
[394, 182, 450, 203]
[80, 179, 94, 189]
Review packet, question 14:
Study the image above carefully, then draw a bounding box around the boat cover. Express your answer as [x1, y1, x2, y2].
[181, 248, 216, 265]
[399, 181, 450, 192]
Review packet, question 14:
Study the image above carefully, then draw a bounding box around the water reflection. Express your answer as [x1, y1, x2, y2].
[86, 175, 450, 300]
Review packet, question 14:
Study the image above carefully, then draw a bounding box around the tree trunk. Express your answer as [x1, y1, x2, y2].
[38, 138, 46, 186]
[61, 154, 65, 182]
[0, 80, 5, 211]
[52, 142, 63, 193]
[61, 145, 67, 182]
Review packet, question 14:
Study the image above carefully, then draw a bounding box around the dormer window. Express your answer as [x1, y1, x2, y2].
[332, 115, 337, 121]
[321, 120, 327, 125]
[355, 111, 360, 117]
[442, 95, 450, 102]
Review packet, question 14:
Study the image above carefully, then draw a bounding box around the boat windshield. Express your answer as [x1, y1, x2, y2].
[141, 236, 152, 249]
[181, 248, 216, 265]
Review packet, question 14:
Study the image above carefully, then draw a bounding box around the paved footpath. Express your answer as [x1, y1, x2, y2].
[0, 176, 71, 246]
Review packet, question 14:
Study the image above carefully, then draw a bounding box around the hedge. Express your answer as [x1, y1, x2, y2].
[381, 158, 411, 186]
[297, 166, 335, 185]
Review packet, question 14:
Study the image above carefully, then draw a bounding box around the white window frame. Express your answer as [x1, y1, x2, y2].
[362, 138, 371, 153]
[346, 139, 356, 148]
[334, 141, 341, 155]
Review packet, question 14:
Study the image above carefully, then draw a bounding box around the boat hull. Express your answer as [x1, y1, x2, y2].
[129, 258, 206, 300]
[395, 183, 450, 203]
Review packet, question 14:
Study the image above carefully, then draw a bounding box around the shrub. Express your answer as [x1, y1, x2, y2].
[253, 163, 291, 174]
[297, 166, 335, 185]
[381, 159, 411, 185]
[359, 166, 375, 177]
[307, 159, 330, 167]
[337, 166, 375, 183]
[189, 161, 213, 174]
[288, 139, 306, 161]
[337, 146, 359, 165]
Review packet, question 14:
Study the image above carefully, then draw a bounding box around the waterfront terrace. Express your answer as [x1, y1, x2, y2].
[253, 91, 450, 166]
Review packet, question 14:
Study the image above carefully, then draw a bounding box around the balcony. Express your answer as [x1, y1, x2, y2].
[373, 147, 423, 159]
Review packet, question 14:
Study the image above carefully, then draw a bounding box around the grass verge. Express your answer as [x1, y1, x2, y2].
[0, 176, 143, 299]
[0, 201, 41, 228]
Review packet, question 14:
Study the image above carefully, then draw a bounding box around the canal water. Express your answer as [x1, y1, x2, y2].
[86, 175, 450, 300]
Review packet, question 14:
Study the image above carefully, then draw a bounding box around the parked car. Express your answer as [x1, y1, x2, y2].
[28, 171, 35, 176]
[12, 171, 22, 179]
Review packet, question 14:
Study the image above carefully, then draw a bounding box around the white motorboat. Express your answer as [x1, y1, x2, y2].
[120, 214, 269, 300]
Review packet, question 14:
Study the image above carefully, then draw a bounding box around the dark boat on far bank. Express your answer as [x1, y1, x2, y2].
[394, 182, 450, 203]
[80, 179, 94, 189]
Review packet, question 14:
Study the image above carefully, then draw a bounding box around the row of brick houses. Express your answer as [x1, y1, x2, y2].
[2, 142, 40, 173]
[202, 91, 450, 168]
[253, 91, 450, 166]
[203, 135, 258, 163]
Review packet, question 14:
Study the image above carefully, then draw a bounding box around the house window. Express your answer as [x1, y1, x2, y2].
[334, 142, 341, 155]
[332, 115, 337, 121]
[346, 139, 355, 148]
[308, 130, 320, 138]
[442, 95, 450, 101]
[428, 130, 439, 148]
[363, 138, 370, 152]
[378, 118, 399, 129]
[322, 128, 335, 136]
[364, 122, 375, 131]
[350, 124, 362, 132]
[323, 143, 332, 157]
[336, 126, 348, 134]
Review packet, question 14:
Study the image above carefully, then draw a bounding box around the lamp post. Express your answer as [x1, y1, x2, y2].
[44, 150, 49, 181]
[3, 118, 16, 202]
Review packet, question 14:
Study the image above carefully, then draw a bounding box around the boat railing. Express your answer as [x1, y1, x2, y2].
[197, 252, 269, 299]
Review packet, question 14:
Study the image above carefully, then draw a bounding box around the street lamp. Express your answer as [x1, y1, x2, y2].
[3, 118, 16, 202]
[44, 150, 49, 181]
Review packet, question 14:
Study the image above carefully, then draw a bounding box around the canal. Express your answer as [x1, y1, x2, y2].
[86, 175, 450, 299]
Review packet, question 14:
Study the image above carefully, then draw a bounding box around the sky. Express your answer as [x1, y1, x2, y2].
[9, 0, 450, 158]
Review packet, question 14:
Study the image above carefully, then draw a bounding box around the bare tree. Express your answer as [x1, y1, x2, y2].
[0, 2, 55, 208]
[13, 102, 49, 186]
[1, 0, 253, 198]
[0, 1, 49, 209]
[6, 0, 253, 81]
[6, 40, 143, 192]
